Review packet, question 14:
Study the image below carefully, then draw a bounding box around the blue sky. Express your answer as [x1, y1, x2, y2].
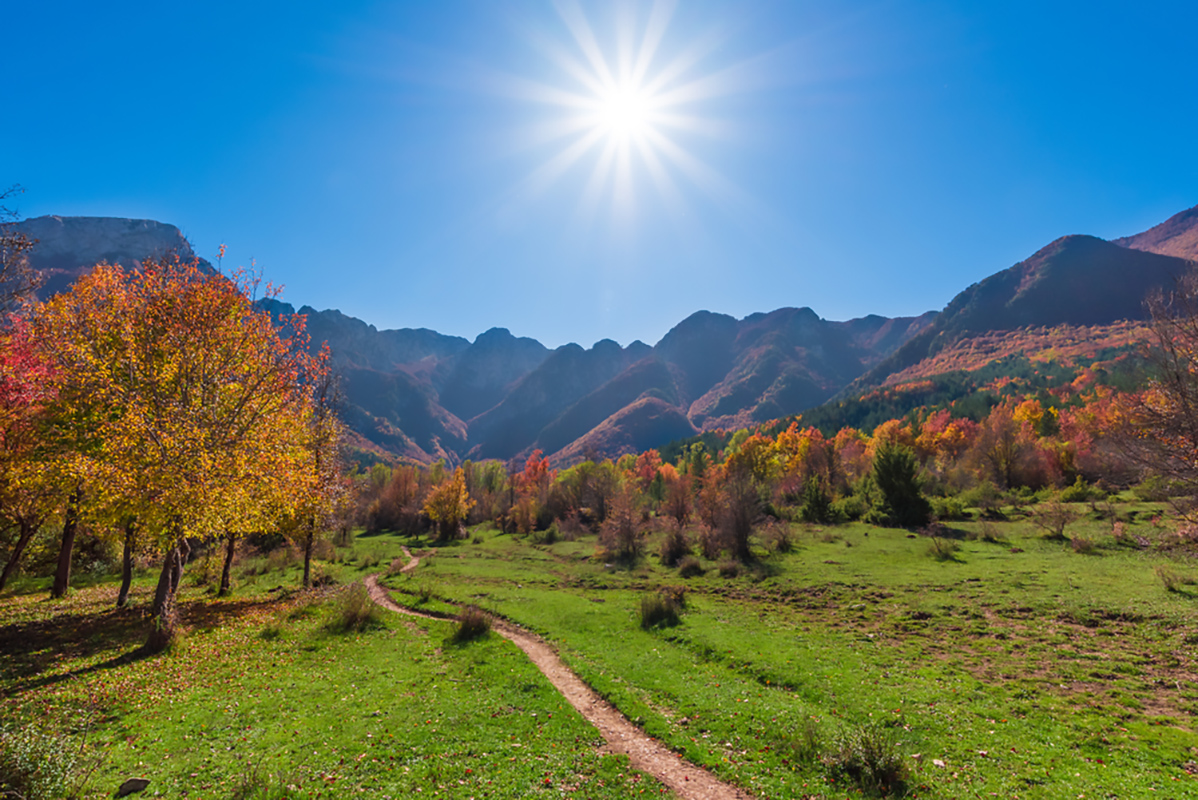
[6, 1, 1196, 347]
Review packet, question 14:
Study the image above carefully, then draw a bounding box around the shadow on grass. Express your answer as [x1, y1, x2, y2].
[2, 596, 279, 693]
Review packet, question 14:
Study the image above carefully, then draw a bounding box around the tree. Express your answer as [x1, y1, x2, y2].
[1121, 270, 1198, 504]
[34, 257, 324, 652]
[0, 185, 40, 312]
[423, 466, 475, 542]
[872, 442, 932, 528]
[0, 317, 58, 589]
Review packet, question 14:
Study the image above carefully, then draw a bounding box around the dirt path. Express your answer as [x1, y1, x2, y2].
[364, 568, 754, 800]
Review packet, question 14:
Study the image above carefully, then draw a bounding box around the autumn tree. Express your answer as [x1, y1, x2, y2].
[1120, 271, 1198, 502]
[35, 257, 324, 653]
[0, 316, 58, 589]
[424, 466, 475, 542]
[0, 185, 40, 312]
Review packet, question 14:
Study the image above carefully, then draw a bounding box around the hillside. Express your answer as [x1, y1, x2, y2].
[16, 203, 1198, 466]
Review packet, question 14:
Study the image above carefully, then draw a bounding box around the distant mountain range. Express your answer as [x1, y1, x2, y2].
[14, 204, 1198, 466]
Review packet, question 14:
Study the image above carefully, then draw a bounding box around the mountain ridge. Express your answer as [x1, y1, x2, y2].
[16, 202, 1197, 466]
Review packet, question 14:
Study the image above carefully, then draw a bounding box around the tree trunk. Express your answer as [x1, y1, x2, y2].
[0, 517, 37, 591]
[218, 532, 236, 597]
[302, 526, 314, 588]
[144, 536, 189, 654]
[51, 490, 81, 599]
[117, 519, 136, 608]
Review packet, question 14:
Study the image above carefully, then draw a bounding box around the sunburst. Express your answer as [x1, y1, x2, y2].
[502, 0, 746, 226]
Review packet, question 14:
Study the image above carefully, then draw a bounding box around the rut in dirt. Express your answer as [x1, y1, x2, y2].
[365, 548, 754, 800]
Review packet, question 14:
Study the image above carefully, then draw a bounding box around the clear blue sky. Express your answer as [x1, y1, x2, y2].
[6, 1, 1196, 348]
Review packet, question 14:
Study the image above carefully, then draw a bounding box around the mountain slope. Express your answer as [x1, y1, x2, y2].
[848, 235, 1192, 393]
[1113, 203, 1198, 261]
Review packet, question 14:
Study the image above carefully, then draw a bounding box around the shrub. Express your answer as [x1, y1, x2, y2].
[783, 718, 824, 765]
[823, 723, 907, 797]
[658, 525, 691, 567]
[872, 443, 932, 527]
[0, 723, 97, 800]
[265, 546, 299, 573]
[931, 496, 969, 521]
[1060, 476, 1102, 503]
[1133, 474, 1174, 502]
[1155, 565, 1188, 592]
[761, 519, 796, 554]
[968, 521, 1004, 544]
[718, 560, 741, 578]
[960, 481, 1004, 516]
[1029, 501, 1080, 540]
[677, 556, 705, 578]
[697, 525, 724, 560]
[831, 494, 869, 522]
[387, 556, 409, 575]
[639, 590, 682, 629]
[454, 605, 491, 641]
[927, 537, 959, 562]
[327, 583, 382, 633]
[799, 476, 833, 524]
[1070, 536, 1098, 555]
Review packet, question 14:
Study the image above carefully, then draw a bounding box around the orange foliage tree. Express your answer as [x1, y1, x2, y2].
[34, 258, 327, 653]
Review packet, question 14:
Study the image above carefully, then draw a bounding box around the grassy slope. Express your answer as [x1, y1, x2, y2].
[0, 540, 663, 799]
[399, 513, 1198, 799]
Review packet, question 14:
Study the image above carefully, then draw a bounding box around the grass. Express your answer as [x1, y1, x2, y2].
[5, 508, 1198, 798]
[0, 533, 658, 799]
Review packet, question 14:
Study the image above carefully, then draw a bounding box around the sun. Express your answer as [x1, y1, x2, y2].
[596, 84, 655, 140]
[499, 0, 744, 223]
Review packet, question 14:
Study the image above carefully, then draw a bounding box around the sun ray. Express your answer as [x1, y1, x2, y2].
[501, 1, 755, 234]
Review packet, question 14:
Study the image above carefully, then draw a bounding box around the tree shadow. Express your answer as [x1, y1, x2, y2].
[2, 595, 280, 694]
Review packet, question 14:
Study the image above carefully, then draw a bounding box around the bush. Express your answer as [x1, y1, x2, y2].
[0, 723, 97, 800]
[327, 583, 382, 633]
[677, 556, 705, 578]
[783, 718, 824, 765]
[1070, 536, 1098, 555]
[639, 590, 682, 629]
[960, 481, 1003, 515]
[761, 520, 796, 554]
[718, 560, 741, 578]
[454, 605, 491, 641]
[1029, 501, 1080, 540]
[927, 537, 959, 562]
[823, 723, 907, 797]
[799, 476, 832, 524]
[1060, 476, 1103, 503]
[1155, 565, 1190, 592]
[931, 496, 969, 521]
[658, 525, 691, 567]
[831, 494, 869, 522]
[1133, 474, 1175, 502]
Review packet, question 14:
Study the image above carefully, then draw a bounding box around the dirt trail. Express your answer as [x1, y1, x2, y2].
[365, 559, 754, 800]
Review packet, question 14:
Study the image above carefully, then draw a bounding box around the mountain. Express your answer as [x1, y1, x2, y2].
[22, 205, 1196, 466]
[1113, 203, 1198, 261]
[845, 234, 1194, 395]
[18, 215, 213, 296]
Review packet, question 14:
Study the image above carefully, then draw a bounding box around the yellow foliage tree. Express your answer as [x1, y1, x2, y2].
[423, 466, 475, 542]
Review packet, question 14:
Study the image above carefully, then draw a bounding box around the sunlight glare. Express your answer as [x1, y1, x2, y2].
[598, 85, 653, 138]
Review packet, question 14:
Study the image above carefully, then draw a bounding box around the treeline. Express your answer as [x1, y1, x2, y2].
[0, 257, 345, 651]
[354, 373, 1155, 560]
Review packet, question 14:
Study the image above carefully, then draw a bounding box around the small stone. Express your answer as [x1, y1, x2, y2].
[116, 778, 151, 797]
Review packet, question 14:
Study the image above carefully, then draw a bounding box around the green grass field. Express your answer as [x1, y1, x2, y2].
[3, 503, 1198, 798]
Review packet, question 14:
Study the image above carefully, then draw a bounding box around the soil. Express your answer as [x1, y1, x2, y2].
[365, 548, 754, 800]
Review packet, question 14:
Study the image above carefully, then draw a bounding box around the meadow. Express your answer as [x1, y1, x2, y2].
[3, 498, 1198, 799]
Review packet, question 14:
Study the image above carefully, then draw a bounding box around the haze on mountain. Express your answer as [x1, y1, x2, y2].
[15, 201, 1197, 467]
